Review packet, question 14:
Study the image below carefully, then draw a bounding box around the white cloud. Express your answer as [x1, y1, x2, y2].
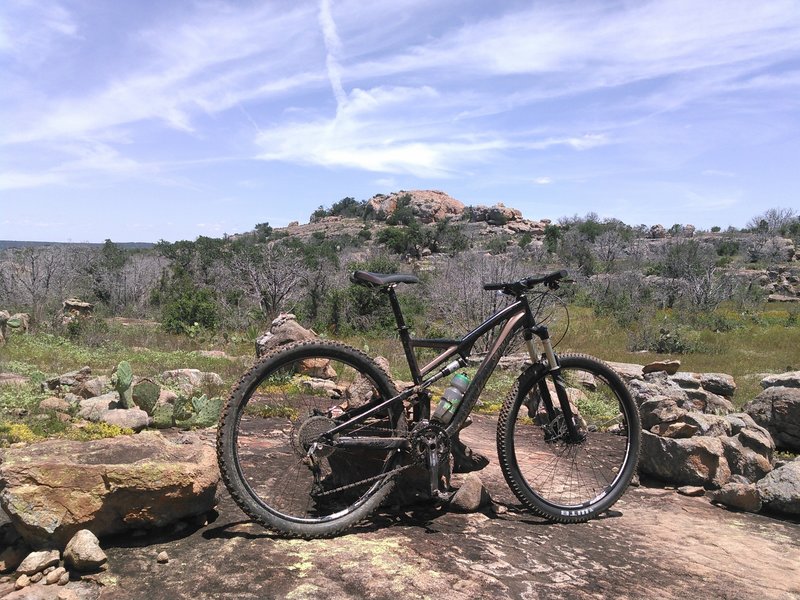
[534, 177, 552, 185]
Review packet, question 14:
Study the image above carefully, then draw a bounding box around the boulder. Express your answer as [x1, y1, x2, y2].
[255, 313, 316, 358]
[744, 386, 800, 451]
[99, 408, 151, 432]
[756, 460, 800, 515]
[160, 369, 224, 397]
[606, 361, 644, 381]
[685, 388, 735, 414]
[449, 474, 491, 512]
[720, 436, 772, 483]
[16, 550, 59, 576]
[76, 393, 120, 421]
[44, 367, 92, 393]
[631, 372, 688, 405]
[761, 371, 800, 389]
[72, 377, 109, 400]
[63, 530, 107, 572]
[38, 397, 70, 413]
[699, 373, 736, 398]
[639, 431, 730, 488]
[710, 481, 762, 512]
[680, 413, 731, 437]
[670, 372, 702, 390]
[650, 422, 698, 438]
[639, 398, 686, 430]
[0, 431, 219, 547]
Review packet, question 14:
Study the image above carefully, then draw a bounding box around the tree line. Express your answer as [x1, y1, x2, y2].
[0, 205, 797, 349]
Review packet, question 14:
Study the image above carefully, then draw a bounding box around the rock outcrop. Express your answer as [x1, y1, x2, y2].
[255, 313, 316, 357]
[744, 372, 800, 451]
[0, 431, 219, 547]
[367, 190, 465, 224]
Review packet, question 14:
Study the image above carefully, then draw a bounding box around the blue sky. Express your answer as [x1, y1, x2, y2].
[1, 0, 799, 242]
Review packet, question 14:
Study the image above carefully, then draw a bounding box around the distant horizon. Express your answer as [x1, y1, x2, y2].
[2, 2, 799, 243]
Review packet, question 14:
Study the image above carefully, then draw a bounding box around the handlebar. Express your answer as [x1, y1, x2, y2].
[483, 269, 568, 294]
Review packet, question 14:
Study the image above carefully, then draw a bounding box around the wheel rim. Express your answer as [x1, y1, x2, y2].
[509, 366, 635, 512]
[229, 352, 401, 524]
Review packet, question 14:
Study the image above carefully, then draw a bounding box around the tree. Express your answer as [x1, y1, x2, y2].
[229, 241, 308, 320]
[0, 245, 72, 324]
[746, 207, 797, 234]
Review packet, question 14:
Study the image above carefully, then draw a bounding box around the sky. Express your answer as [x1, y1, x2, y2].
[1, 0, 799, 243]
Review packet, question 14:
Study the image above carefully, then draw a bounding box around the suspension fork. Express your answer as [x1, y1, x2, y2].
[525, 321, 584, 444]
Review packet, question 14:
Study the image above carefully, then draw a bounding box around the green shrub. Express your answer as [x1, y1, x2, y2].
[161, 287, 218, 334]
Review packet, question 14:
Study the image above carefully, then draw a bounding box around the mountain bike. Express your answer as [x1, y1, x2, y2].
[217, 269, 641, 538]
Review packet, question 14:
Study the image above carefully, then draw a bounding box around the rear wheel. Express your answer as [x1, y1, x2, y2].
[217, 341, 405, 538]
[497, 354, 640, 522]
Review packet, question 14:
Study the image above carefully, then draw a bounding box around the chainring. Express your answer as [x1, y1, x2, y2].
[409, 421, 451, 465]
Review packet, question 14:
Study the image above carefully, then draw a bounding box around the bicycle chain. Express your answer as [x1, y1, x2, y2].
[313, 461, 415, 497]
[310, 416, 415, 498]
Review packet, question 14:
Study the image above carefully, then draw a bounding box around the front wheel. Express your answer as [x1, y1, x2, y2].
[496, 353, 640, 522]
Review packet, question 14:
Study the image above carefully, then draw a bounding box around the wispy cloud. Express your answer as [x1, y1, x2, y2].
[2, 0, 800, 207]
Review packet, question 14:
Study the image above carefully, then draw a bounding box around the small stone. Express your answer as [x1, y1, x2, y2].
[46, 567, 66, 585]
[58, 571, 70, 585]
[678, 486, 706, 497]
[643, 360, 681, 375]
[493, 504, 508, 515]
[30, 572, 43, 583]
[43, 566, 55, 575]
[157, 551, 170, 564]
[15, 574, 30, 590]
[711, 482, 762, 512]
[40, 396, 71, 412]
[450, 474, 492, 512]
[17, 550, 60, 576]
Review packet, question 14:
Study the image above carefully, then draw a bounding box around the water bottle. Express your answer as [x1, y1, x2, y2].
[432, 373, 471, 424]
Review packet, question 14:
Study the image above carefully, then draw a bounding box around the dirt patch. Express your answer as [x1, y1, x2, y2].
[4, 415, 799, 599]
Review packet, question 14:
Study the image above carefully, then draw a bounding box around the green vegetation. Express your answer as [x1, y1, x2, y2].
[0, 201, 797, 446]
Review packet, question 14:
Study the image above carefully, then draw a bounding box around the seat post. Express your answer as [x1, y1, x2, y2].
[385, 285, 422, 384]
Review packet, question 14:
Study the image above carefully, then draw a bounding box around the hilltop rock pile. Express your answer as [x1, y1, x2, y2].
[367, 190, 465, 223]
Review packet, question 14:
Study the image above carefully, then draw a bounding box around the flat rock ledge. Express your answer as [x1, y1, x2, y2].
[0, 431, 219, 548]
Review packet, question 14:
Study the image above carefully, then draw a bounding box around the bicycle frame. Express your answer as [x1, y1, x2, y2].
[325, 284, 579, 448]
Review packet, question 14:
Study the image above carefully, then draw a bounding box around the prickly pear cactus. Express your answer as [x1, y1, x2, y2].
[152, 404, 175, 429]
[173, 394, 223, 429]
[172, 395, 195, 424]
[191, 396, 223, 428]
[132, 379, 161, 415]
[111, 361, 134, 408]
